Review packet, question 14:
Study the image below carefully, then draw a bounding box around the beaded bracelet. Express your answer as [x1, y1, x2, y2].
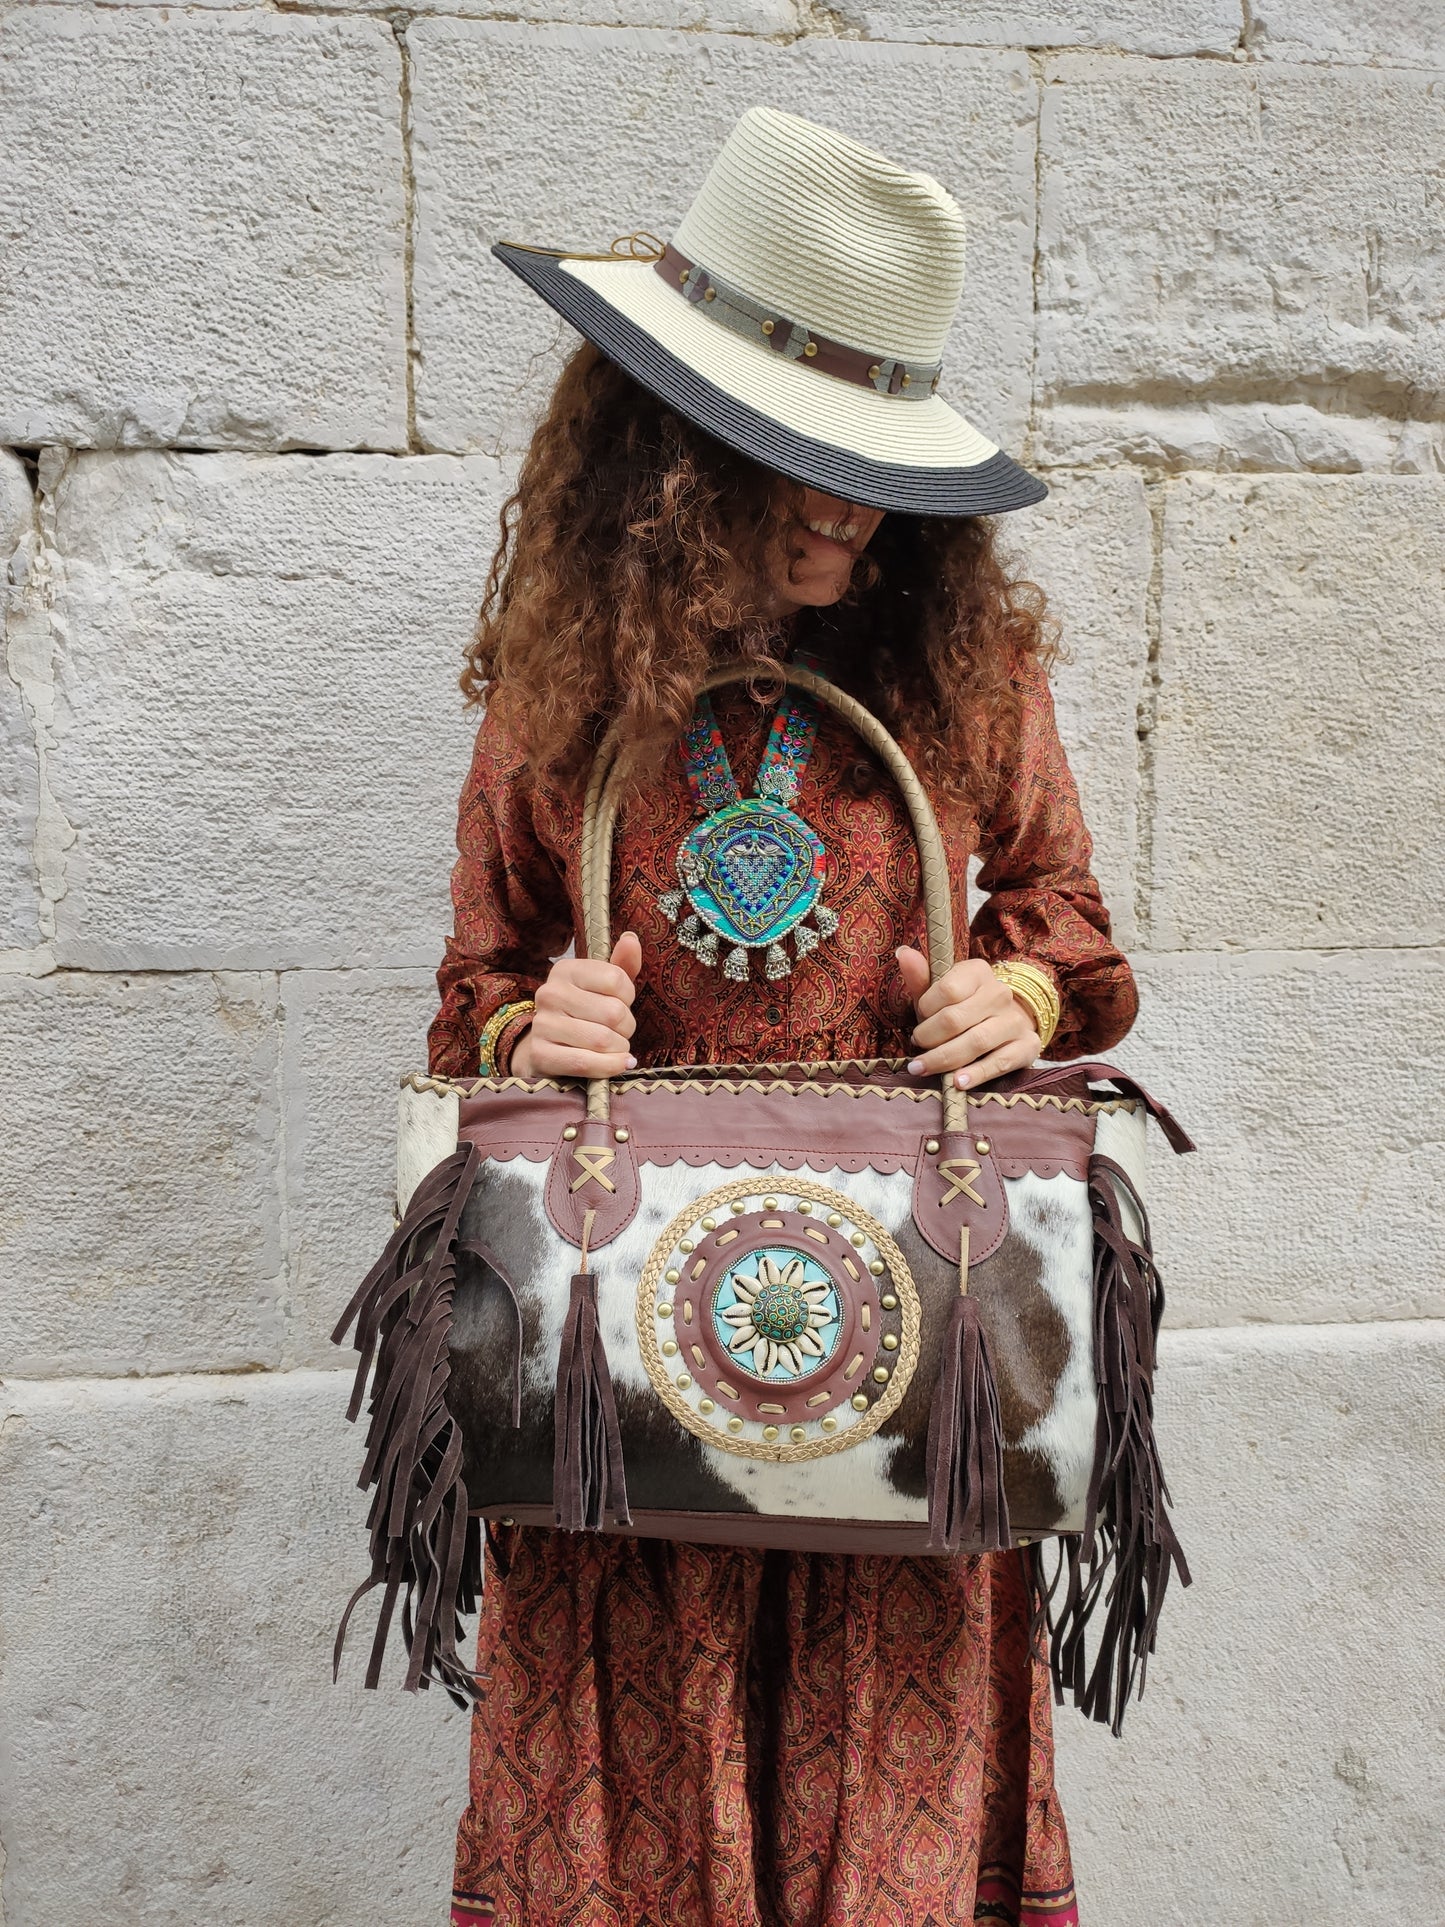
[989, 960, 1061, 1053]
[477, 999, 536, 1077]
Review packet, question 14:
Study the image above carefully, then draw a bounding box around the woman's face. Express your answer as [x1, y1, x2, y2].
[759, 487, 885, 616]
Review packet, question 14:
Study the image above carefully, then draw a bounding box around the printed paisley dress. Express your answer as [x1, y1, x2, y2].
[429, 653, 1136, 1927]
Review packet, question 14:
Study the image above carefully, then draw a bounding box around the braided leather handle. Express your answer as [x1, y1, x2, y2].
[580, 664, 963, 1126]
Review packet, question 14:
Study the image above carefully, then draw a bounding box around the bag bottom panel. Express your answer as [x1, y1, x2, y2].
[477, 1504, 1070, 1556]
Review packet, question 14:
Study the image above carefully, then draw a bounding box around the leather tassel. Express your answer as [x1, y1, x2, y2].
[1044, 1154, 1191, 1735]
[331, 1143, 487, 1707]
[553, 1241, 631, 1532]
[925, 1229, 1011, 1553]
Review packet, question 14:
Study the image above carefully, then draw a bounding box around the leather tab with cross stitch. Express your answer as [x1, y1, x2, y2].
[570, 1145, 618, 1194]
[937, 1157, 985, 1208]
[544, 1117, 641, 1250]
[910, 1129, 1009, 1267]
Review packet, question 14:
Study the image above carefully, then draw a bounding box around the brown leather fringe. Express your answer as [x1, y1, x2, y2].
[1044, 1153, 1191, 1735]
[924, 1289, 1011, 1553]
[553, 1269, 632, 1531]
[331, 1143, 488, 1707]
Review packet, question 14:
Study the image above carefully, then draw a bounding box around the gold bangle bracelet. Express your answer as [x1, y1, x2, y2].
[989, 961, 1061, 1052]
[1014, 979, 1059, 1049]
[1004, 986, 1054, 1050]
[477, 999, 536, 1077]
[995, 968, 1058, 1050]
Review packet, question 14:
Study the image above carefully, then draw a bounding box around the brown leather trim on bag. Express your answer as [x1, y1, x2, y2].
[455, 1076, 1107, 1185]
[1010, 1061, 1195, 1154]
[479, 1503, 1057, 1557]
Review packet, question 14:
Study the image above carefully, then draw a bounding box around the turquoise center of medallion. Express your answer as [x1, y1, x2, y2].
[713, 1247, 841, 1383]
[679, 798, 825, 948]
[751, 1278, 810, 1342]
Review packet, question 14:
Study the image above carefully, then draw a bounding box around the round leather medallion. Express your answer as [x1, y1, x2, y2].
[636, 1177, 920, 1461]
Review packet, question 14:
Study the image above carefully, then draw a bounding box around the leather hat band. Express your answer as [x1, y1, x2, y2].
[654, 243, 942, 401]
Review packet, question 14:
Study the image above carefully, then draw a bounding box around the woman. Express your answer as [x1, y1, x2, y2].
[429, 108, 1135, 1927]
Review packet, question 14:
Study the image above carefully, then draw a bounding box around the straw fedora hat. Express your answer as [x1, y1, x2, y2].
[494, 105, 1046, 518]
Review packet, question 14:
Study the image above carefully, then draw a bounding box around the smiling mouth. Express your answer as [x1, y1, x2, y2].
[802, 516, 862, 554]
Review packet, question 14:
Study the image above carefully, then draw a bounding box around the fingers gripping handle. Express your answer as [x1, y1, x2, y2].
[580, 664, 963, 1126]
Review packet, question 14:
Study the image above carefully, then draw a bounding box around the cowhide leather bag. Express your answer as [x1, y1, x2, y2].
[334, 666, 1194, 1731]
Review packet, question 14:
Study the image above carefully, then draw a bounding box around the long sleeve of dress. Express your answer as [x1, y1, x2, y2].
[969, 657, 1138, 1059]
[427, 706, 576, 1079]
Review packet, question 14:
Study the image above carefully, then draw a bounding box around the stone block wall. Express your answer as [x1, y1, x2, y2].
[1, 4, 1441, 1921]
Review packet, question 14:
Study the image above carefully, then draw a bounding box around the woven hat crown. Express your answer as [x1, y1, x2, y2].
[673, 106, 967, 366]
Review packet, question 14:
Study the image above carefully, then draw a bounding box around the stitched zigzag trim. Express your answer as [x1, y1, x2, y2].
[400, 1070, 1138, 1117]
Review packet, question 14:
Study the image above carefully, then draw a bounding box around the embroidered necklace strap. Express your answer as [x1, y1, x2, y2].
[680, 648, 827, 813]
[756, 684, 820, 807]
[681, 693, 738, 813]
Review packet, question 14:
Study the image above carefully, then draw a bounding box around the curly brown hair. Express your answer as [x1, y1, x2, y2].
[463, 341, 1056, 812]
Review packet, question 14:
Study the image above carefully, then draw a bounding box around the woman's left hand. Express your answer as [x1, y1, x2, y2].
[895, 948, 1041, 1089]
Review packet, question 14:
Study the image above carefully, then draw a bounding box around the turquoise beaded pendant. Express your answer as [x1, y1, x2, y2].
[661, 677, 839, 981]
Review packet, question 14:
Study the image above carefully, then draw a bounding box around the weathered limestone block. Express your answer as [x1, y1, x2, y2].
[1116, 949, 1445, 1328]
[43, 0, 798, 20]
[0, 454, 32, 532]
[0, 1369, 469, 1926]
[280, 969, 440, 1369]
[1149, 474, 1445, 951]
[2, 451, 41, 953]
[1057, 1321, 1445, 1927]
[1040, 398, 1445, 477]
[0, 10, 407, 452]
[405, 0, 797, 24]
[409, 24, 1037, 456]
[0, 972, 285, 1376]
[823, 0, 1238, 53]
[1010, 469, 1150, 949]
[1035, 58, 1445, 468]
[46, 451, 501, 971]
[1251, 0, 1445, 68]
[444, 0, 792, 20]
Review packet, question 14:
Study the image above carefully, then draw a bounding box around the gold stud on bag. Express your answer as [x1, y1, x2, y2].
[333, 665, 1195, 1733]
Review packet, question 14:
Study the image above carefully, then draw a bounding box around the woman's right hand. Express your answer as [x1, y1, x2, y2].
[510, 932, 642, 1080]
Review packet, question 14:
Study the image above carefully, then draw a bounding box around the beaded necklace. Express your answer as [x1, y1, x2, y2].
[659, 663, 838, 982]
